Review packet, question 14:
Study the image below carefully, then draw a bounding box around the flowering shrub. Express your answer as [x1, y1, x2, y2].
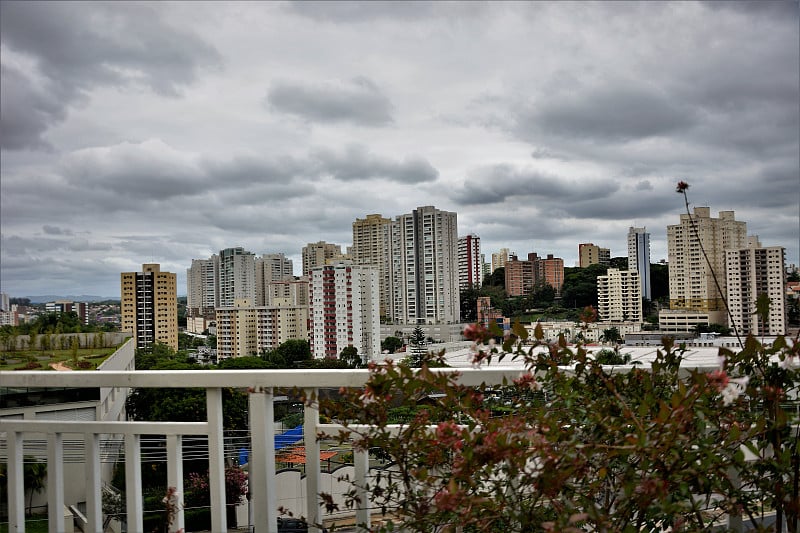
[322, 325, 799, 532]
[184, 466, 247, 509]
[319, 182, 798, 532]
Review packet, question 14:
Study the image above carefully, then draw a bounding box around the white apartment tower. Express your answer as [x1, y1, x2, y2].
[628, 227, 652, 301]
[302, 241, 345, 275]
[725, 237, 786, 335]
[352, 214, 393, 320]
[218, 247, 256, 308]
[390, 206, 460, 324]
[187, 256, 219, 313]
[310, 263, 380, 361]
[597, 268, 642, 322]
[458, 234, 482, 289]
[667, 207, 747, 320]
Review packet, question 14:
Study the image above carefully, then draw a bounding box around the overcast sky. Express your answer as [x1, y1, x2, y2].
[1, 1, 798, 298]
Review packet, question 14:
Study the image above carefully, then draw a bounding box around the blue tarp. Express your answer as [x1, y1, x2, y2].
[238, 426, 304, 466]
[275, 425, 304, 451]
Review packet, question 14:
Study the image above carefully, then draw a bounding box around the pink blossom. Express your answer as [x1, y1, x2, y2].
[514, 373, 541, 392]
[463, 322, 490, 342]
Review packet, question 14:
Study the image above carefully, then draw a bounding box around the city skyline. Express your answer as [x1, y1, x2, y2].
[2, 2, 798, 297]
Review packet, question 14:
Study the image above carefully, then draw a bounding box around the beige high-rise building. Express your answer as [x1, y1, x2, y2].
[667, 207, 747, 320]
[215, 294, 310, 359]
[302, 241, 346, 275]
[597, 268, 642, 322]
[726, 237, 786, 335]
[121, 263, 178, 350]
[491, 248, 510, 273]
[578, 243, 610, 268]
[255, 253, 294, 306]
[352, 214, 393, 319]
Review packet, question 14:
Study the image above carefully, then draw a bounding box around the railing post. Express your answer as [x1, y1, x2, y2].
[85, 432, 103, 532]
[167, 434, 185, 532]
[7, 430, 24, 533]
[48, 433, 64, 533]
[249, 388, 278, 533]
[354, 447, 371, 530]
[207, 387, 228, 532]
[305, 388, 322, 533]
[125, 433, 143, 533]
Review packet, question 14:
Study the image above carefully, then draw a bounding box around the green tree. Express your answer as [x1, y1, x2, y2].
[24, 458, 47, 515]
[459, 285, 481, 322]
[265, 339, 312, 367]
[216, 356, 276, 370]
[787, 297, 800, 326]
[70, 337, 79, 366]
[381, 336, 403, 354]
[528, 281, 555, 308]
[339, 345, 361, 368]
[409, 326, 427, 367]
[561, 263, 608, 309]
[602, 327, 621, 344]
[608, 256, 628, 270]
[650, 262, 670, 302]
[483, 267, 505, 289]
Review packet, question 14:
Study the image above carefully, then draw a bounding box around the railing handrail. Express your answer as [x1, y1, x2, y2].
[0, 364, 725, 389]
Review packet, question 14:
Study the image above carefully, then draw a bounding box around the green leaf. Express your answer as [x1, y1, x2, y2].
[513, 320, 528, 341]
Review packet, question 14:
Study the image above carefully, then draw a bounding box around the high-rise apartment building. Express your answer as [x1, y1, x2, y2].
[491, 248, 510, 274]
[578, 243, 610, 268]
[481, 254, 491, 280]
[302, 241, 346, 276]
[540, 254, 565, 296]
[627, 227, 651, 301]
[215, 286, 310, 359]
[255, 253, 294, 305]
[187, 256, 219, 313]
[215, 298, 258, 358]
[218, 247, 256, 308]
[458, 234, 482, 289]
[667, 208, 747, 320]
[121, 263, 178, 350]
[310, 263, 380, 361]
[725, 237, 786, 335]
[597, 268, 642, 322]
[505, 253, 536, 297]
[390, 206, 460, 324]
[352, 214, 393, 319]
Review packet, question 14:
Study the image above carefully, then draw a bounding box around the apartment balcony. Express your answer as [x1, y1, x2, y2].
[2, 363, 775, 533]
[1, 368, 523, 533]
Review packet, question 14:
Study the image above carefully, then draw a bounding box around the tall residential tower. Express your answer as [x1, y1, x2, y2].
[627, 227, 651, 301]
[390, 206, 460, 324]
[121, 263, 178, 350]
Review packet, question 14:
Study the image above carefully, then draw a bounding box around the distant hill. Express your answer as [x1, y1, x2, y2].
[25, 295, 119, 303]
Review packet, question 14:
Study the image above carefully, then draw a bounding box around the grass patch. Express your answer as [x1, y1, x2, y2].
[0, 517, 49, 533]
[0, 347, 117, 370]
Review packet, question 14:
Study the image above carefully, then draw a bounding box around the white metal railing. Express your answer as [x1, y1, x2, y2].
[1, 368, 524, 533]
